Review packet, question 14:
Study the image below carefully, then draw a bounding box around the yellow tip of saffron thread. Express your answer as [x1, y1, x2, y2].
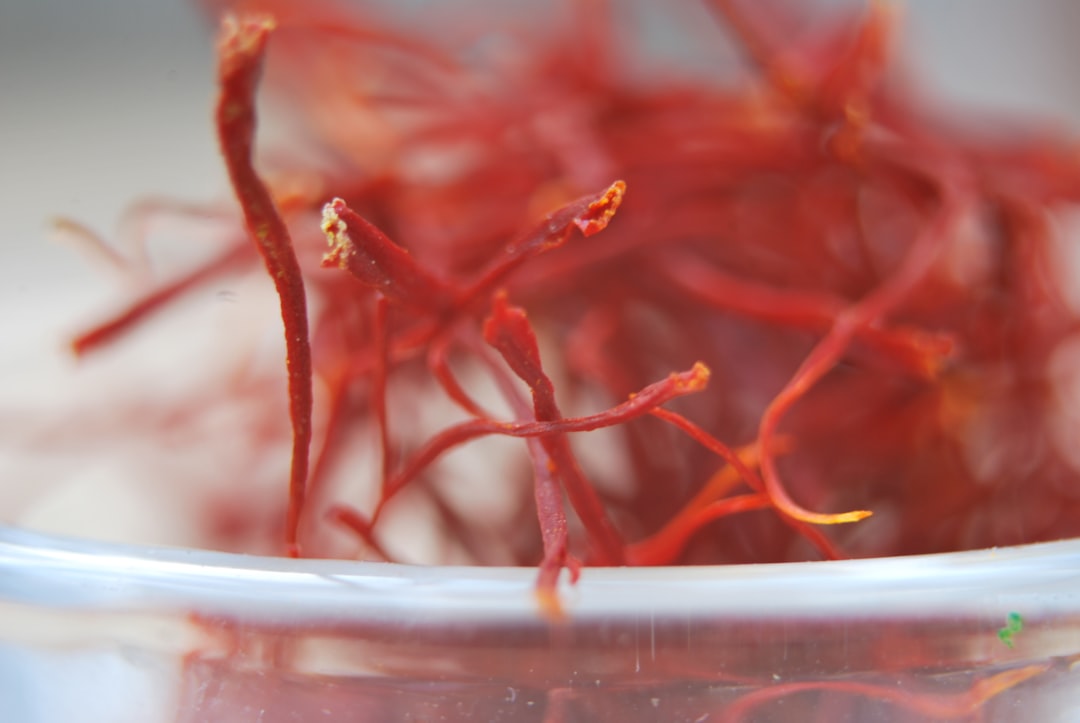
[319, 198, 351, 269]
[685, 361, 711, 391]
[799, 508, 874, 525]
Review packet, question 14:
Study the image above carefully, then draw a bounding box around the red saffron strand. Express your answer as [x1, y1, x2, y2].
[468, 330, 582, 611]
[483, 293, 628, 565]
[368, 362, 710, 524]
[321, 197, 456, 312]
[427, 332, 498, 419]
[215, 15, 313, 557]
[627, 493, 771, 566]
[526, 430, 581, 619]
[755, 178, 964, 527]
[328, 504, 395, 562]
[650, 408, 845, 561]
[457, 180, 627, 306]
[370, 295, 394, 494]
[657, 256, 956, 380]
[72, 243, 252, 356]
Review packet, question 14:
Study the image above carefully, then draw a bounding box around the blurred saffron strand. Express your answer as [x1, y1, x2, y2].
[73, 0, 1080, 601]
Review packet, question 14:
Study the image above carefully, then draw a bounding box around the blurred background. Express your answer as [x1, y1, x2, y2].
[0, 0, 217, 347]
[3, 0, 1080, 333]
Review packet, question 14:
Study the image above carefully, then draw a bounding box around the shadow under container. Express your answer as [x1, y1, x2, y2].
[1, 525, 1079, 722]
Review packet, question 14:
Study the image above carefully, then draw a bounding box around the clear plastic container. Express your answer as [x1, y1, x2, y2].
[2, 524, 1079, 722]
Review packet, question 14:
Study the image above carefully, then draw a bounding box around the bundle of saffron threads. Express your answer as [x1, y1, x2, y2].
[63, 0, 1080, 613]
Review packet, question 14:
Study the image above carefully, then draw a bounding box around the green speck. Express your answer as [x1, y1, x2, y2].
[997, 612, 1023, 648]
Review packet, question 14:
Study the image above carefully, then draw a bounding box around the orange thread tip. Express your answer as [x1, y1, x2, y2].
[689, 361, 711, 388]
[574, 180, 626, 236]
[816, 509, 873, 525]
[535, 587, 566, 622]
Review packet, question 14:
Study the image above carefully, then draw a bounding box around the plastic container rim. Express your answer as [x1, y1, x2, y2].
[2, 524, 1078, 623]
